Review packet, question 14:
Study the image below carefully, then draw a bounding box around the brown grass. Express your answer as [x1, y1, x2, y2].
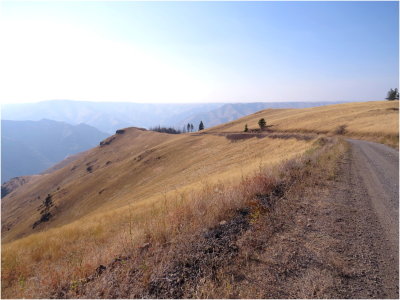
[0, 171, 274, 298]
[192, 139, 347, 298]
[154, 138, 347, 299]
[208, 101, 399, 148]
[2, 128, 311, 245]
[2, 136, 343, 298]
[1, 137, 324, 298]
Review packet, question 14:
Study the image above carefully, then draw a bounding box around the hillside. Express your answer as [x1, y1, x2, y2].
[1, 176, 37, 198]
[1, 119, 108, 183]
[1, 101, 398, 298]
[1, 126, 310, 243]
[208, 100, 399, 147]
[179, 101, 348, 128]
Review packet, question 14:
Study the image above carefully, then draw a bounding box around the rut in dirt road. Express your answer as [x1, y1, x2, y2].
[339, 139, 399, 298]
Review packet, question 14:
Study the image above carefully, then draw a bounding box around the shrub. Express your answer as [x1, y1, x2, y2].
[32, 194, 54, 229]
[149, 126, 183, 134]
[258, 118, 266, 130]
[334, 125, 347, 135]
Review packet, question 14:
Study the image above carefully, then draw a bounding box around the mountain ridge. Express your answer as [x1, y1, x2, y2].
[1, 119, 108, 183]
[2, 100, 351, 133]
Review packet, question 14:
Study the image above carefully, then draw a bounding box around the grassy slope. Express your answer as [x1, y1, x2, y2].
[1, 100, 398, 298]
[2, 127, 310, 243]
[209, 100, 399, 146]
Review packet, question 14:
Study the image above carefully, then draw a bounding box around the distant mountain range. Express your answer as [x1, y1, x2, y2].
[1, 100, 222, 133]
[1, 119, 108, 183]
[1, 100, 349, 133]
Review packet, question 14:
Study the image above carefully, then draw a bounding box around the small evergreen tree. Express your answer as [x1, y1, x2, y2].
[258, 118, 266, 130]
[190, 124, 194, 132]
[244, 124, 248, 132]
[187, 123, 191, 132]
[386, 88, 399, 101]
[199, 121, 204, 131]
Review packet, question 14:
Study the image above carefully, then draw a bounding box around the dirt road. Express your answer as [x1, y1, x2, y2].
[331, 139, 399, 298]
[348, 139, 399, 250]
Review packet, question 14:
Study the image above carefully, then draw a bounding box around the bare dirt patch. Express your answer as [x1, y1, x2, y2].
[224, 132, 315, 142]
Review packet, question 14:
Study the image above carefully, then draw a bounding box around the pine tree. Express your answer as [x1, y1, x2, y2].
[187, 123, 191, 132]
[258, 118, 266, 130]
[190, 124, 194, 132]
[199, 121, 204, 131]
[244, 124, 248, 132]
[386, 88, 399, 101]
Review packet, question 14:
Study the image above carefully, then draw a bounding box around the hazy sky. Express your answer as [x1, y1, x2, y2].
[0, 1, 398, 104]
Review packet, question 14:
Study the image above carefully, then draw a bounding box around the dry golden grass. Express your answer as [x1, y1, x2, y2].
[2, 139, 332, 298]
[2, 101, 398, 298]
[208, 100, 399, 147]
[2, 132, 312, 298]
[179, 139, 349, 299]
[2, 129, 310, 243]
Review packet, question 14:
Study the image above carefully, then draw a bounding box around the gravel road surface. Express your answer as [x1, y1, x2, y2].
[339, 139, 399, 298]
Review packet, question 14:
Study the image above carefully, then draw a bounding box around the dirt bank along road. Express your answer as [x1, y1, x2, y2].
[336, 139, 399, 298]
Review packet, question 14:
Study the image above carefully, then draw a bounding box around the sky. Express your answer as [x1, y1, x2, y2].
[0, 1, 398, 104]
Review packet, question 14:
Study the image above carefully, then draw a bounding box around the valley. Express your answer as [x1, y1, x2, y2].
[1, 119, 108, 183]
